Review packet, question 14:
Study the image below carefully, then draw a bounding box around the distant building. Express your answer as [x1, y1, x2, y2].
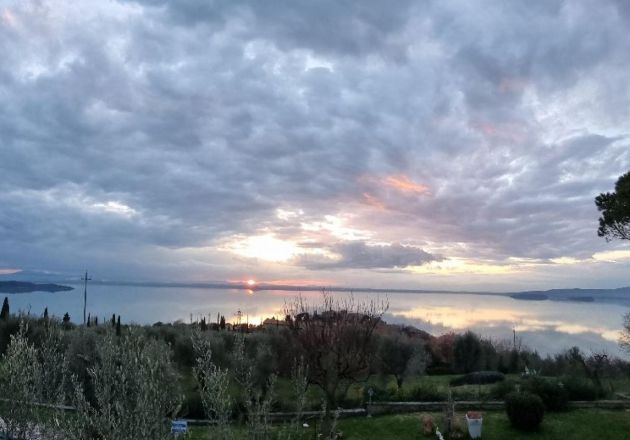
[262, 317, 288, 329]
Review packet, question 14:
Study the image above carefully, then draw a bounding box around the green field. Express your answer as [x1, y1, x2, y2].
[189, 409, 630, 439]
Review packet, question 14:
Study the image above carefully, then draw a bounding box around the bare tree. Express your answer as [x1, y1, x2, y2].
[284, 292, 388, 418]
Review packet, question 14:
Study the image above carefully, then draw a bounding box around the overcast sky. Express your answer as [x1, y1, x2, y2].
[1, 0, 629, 291]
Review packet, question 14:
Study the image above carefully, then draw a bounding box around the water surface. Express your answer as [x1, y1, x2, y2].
[4, 284, 628, 357]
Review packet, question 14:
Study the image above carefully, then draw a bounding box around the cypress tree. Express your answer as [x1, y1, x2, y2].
[116, 315, 121, 336]
[94, 316, 98, 326]
[43, 307, 49, 320]
[1, 297, 9, 319]
[111, 313, 116, 327]
[219, 315, 226, 330]
[62, 312, 71, 329]
[87, 313, 91, 327]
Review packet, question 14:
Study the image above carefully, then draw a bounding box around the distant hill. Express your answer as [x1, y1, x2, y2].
[0, 281, 74, 293]
[509, 286, 630, 305]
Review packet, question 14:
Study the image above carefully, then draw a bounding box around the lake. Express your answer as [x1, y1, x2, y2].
[3, 283, 628, 358]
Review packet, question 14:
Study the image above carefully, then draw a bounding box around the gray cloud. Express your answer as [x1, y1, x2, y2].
[0, 0, 629, 286]
[296, 241, 438, 270]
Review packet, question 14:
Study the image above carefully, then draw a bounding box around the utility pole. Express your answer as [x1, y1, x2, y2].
[81, 270, 91, 325]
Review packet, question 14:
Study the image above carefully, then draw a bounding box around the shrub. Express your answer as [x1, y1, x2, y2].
[505, 391, 544, 431]
[524, 377, 568, 411]
[491, 379, 518, 399]
[402, 382, 444, 401]
[450, 371, 505, 386]
[561, 376, 600, 401]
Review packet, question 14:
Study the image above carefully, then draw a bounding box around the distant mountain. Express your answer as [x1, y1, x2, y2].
[0, 281, 74, 293]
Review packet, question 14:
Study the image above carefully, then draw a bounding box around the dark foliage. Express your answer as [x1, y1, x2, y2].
[595, 170, 630, 241]
[453, 331, 483, 373]
[524, 377, 568, 411]
[182, 391, 206, 419]
[561, 376, 600, 401]
[375, 333, 425, 388]
[505, 391, 545, 431]
[491, 379, 518, 399]
[0, 297, 9, 320]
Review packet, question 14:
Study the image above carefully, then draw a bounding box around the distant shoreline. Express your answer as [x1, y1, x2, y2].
[0, 281, 74, 293]
[55, 279, 630, 306]
[5, 277, 630, 306]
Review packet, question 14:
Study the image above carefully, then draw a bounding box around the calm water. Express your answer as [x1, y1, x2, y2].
[4, 284, 628, 357]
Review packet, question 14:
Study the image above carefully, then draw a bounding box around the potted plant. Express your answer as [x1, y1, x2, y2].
[465, 411, 483, 439]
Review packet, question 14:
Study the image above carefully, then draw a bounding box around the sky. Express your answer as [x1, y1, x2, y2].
[1, 0, 630, 291]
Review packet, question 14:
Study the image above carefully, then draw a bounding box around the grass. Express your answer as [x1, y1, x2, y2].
[188, 409, 630, 439]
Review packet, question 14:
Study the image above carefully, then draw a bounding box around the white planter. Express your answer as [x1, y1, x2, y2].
[465, 415, 483, 439]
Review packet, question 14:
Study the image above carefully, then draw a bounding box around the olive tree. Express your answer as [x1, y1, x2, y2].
[231, 334, 276, 440]
[192, 333, 233, 440]
[63, 329, 181, 440]
[0, 323, 40, 440]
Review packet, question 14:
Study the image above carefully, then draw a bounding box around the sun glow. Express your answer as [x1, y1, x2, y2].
[247, 279, 256, 286]
[227, 234, 300, 262]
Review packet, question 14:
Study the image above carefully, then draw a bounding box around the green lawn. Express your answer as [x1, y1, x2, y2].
[189, 409, 630, 439]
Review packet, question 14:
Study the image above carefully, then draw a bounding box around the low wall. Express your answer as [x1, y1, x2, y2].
[366, 401, 504, 416]
[366, 399, 630, 416]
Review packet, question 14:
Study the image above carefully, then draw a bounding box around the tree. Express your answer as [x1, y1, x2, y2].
[453, 331, 483, 373]
[230, 334, 276, 439]
[63, 330, 181, 440]
[219, 315, 226, 331]
[0, 322, 41, 440]
[596, 172, 630, 355]
[62, 313, 71, 328]
[284, 292, 388, 418]
[595, 171, 630, 241]
[0, 297, 9, 320]
[192, 333, 232, 439]
[116, 315, 121, 336]
[43, 307, 49, 321]
[376, 333, 426, 388]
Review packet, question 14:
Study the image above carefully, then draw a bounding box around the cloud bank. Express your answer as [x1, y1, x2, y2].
[1, 0, 630, 288]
